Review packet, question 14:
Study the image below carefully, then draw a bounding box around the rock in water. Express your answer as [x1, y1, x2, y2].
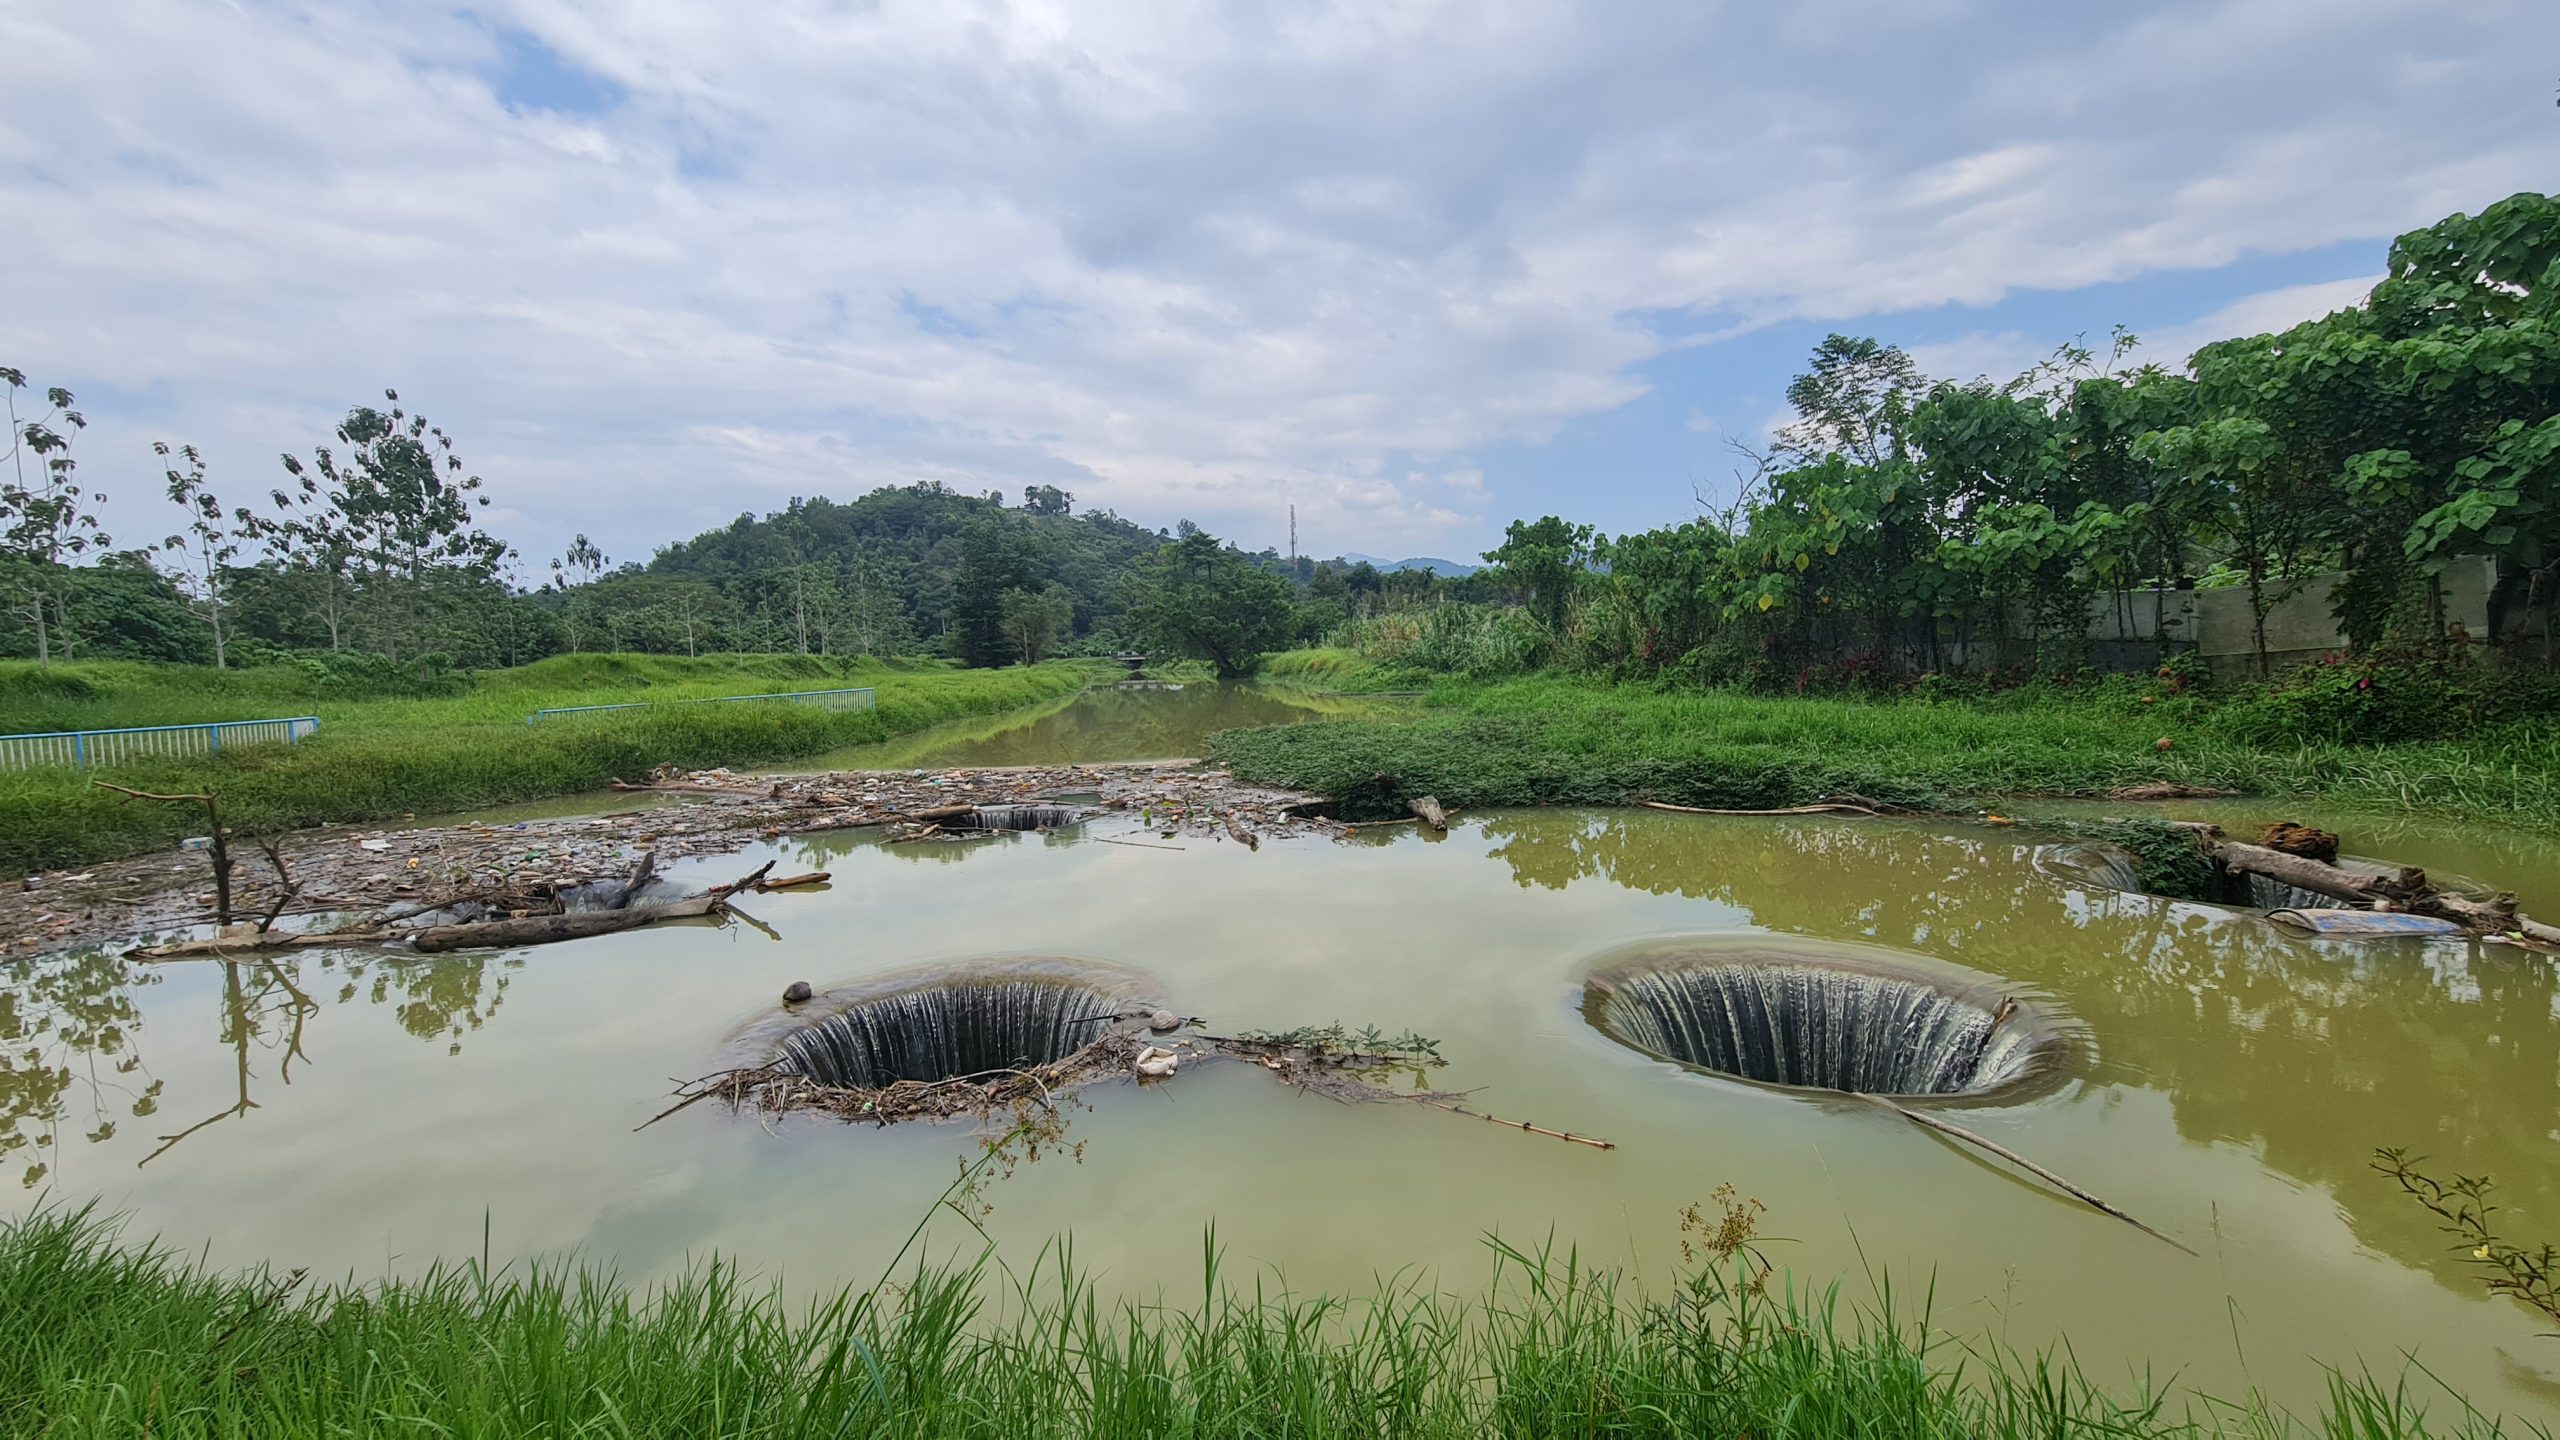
[2259, 821, 2340, 862]
[783, 981, 814, 1004]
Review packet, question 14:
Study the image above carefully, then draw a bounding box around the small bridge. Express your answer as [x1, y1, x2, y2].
[1111, 653, 1148, 671]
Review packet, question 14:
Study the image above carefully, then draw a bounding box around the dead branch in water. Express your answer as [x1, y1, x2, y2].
[93, 781, 235, 924]
[1862, 1095, 2194, 1255]
[1415, 1095, 1615, 1150]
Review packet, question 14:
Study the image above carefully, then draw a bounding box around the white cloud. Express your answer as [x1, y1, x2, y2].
[2126, 274, 2384, 373]
[2, 0, 2555, 565]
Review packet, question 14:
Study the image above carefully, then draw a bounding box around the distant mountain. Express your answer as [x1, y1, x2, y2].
[1337, 551, 1481, 577]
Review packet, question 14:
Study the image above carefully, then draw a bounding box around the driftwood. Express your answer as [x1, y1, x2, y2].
[1641, 799, 1880, 818]
[2213, 841, 2560, 947]
[1418, 1096, 1614, 1150]
[788, 802, 980, 837]
[1864, 1096, 2194, 1255]
[608, 851, 658, 910]
[1221, 812, 1258, 850]
[410, 895, 726, 952]
[608, 778, 756, 797]
[132, 929, 396, 960]
[94, 782, 235, 924]
[1409, 795, 1449, 831]
[756, 871, 831, 891]
[2106, 782, 2235, 800]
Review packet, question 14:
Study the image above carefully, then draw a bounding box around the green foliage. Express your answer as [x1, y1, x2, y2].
[2066, 818, 2218, 902]
[1479, 515, 1596, 634]
[0, 1206, 2530, 1438]
[1218, 663, 2560, 827]
[0, 655, 1097, 870]
[2375, 1148, 2560, 1331]
[996, 584, 1074, 665]
[1132, 528, 1295, 678]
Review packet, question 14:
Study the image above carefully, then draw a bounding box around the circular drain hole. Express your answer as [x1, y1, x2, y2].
[723, 957, 1160, 1092]
[1582, 939, 2079, 1101]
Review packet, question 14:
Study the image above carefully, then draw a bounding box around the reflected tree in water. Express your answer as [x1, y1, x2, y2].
[321, 953, 519, 1057]
[0, 951, 161, 1188]
[140, 959, 314, 1167]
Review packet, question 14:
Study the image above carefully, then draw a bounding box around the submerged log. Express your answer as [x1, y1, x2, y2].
[1409, 795, 1449, 831]
[132, 929, 395, 960]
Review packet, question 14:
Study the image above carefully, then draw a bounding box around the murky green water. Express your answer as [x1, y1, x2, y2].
[9, 765, 2560, 1416]
[804, 680, 1377, 770]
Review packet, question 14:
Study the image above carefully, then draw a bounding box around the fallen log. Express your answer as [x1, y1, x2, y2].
[410, 896, 726, 953]
[2212, 841, 2560, 948]
[2214, 842, 2418, 907]
[1641, 799, 1880, 818]
[1409, 795, 1449, 831]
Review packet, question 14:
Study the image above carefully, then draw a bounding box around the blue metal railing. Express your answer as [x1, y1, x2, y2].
[0, 716, 322, 771]
[526, 687, 877, 725]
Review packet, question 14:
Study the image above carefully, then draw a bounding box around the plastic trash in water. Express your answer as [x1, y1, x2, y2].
[2268, 908, 2465, 939]
[178, 836, 213, 852]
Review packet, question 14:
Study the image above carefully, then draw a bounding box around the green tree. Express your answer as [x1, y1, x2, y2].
[997, 584, 1074, 664]
[0, 369, 108, 665]
[280, 390, 512, 660]
[154, 442, 256, 668]
[1481, 516, 1597, 634]
[1134, 529, 1294, 677]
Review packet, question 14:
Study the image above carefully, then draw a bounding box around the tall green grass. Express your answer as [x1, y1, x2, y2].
[1213, 665, 2560, 827]
[0, 1206, 2529, 1438]
[0, 655, 1101, 871]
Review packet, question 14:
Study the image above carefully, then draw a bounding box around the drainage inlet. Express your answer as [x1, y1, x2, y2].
[737, 958, 1157, 1091]
[1583, 939, 2077, 1100]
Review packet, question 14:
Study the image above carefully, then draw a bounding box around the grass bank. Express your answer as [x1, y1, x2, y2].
[1216, 657, 2560, 827]
[0, 655, 1099, 871]
[0, 1207, 2527, 1439]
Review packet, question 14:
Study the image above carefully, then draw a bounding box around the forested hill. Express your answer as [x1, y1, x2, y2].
[629, 482, 1170, 662]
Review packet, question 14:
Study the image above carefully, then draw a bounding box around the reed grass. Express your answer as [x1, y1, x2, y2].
[1213, 665, 2560, 827]
[0, 655, 1101, 871]
[0, 1206, 2529, 1439]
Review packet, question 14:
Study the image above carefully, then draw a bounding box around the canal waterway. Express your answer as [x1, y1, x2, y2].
[7, 699, 2559, 1419]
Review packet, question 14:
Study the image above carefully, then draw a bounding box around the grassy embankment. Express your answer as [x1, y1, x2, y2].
[0, 654, 1100, 872]
[1236, 650, 2560, 827]
[0, 1206, 2529, 1439]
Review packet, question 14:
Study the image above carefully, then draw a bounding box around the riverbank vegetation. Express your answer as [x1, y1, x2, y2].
[1217, 659, 2560, 827]
[0, 1205, 2532, 1439]
[0, 654, 1095, 871]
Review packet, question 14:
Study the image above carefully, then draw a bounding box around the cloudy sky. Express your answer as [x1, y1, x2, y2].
[8, 1, 2558, 571]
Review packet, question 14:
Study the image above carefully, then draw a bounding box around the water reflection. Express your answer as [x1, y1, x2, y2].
[0, 951, 160, 1188]
[1481, 809, 2560, 1293]
[809, 681, 1378, 770]
[0, 948, 522, 1180]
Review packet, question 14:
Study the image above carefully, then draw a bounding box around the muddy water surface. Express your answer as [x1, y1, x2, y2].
[9, 785, 2560, 1418]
